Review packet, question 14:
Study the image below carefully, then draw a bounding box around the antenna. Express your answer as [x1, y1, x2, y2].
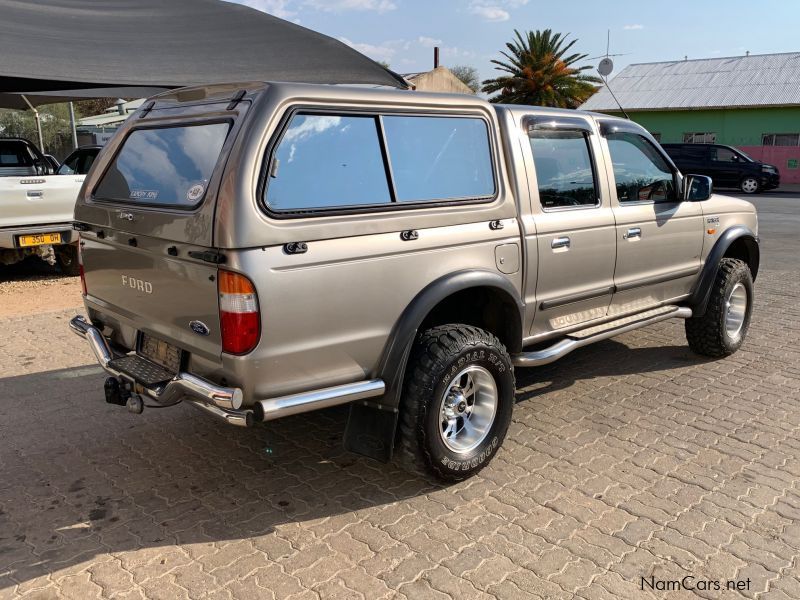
[590, 29, 630, 119]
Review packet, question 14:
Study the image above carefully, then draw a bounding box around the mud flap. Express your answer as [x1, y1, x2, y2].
[343, 402, 398, 462]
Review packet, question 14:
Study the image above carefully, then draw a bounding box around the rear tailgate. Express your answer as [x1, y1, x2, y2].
[1, 174, 84, 230]
[74, 85, 261, 371]
[81, 232, 221, 364]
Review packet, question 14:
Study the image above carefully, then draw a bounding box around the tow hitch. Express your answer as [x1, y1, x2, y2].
[104, 376, 144, 414]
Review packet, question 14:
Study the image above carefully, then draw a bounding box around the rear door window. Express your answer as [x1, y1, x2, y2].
[94, 122, 230, 207]
[529, 130, 598, 209]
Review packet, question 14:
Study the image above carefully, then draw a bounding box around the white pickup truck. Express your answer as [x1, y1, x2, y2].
[0, 138, 94, 275]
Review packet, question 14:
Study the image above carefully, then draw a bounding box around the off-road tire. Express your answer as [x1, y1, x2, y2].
[685, 258, 753, 357]
[399, 324, 515, 482]
[56, 244, 81, 276]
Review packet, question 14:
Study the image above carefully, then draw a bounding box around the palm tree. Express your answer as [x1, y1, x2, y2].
[482, 29, 601, 107]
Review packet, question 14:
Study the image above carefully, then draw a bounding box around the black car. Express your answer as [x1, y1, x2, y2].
[661, 143, 779, 194]
[57, 145, 101, 176]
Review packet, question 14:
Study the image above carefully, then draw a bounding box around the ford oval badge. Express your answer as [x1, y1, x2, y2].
[190, 320, 210, 336]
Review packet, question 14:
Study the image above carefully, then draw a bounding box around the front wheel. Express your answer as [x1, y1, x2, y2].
[399, 324, 515, 482]
[740, 177, 759, 194]
[685, 258, 753, 357]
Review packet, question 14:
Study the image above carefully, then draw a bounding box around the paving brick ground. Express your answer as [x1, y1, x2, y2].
[1, 201, 799, 598]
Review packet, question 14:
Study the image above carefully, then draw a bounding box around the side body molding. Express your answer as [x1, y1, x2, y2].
[343, 269, 524, 462]
[688, 225, 759, 315]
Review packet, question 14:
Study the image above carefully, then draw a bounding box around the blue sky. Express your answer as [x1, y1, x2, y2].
[228, 0, 799, 86]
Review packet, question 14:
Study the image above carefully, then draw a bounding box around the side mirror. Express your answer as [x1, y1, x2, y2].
[684, 174, 713, 201]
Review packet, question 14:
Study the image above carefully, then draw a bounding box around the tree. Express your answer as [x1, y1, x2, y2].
[481, 29, 600, 107]
[450, 65, 480, 93]
[0, 103, 74, 154]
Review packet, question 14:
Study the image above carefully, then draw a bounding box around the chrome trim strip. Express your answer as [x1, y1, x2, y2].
[255, 379, 385, 422]
[539, 285, 614, 311]
[513, 307, 692, 367]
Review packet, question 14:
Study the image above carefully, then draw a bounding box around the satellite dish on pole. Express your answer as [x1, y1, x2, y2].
[598, 57, 614, 77]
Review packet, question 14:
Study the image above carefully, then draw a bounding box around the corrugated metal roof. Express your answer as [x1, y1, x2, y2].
[580, 52, 800, 111]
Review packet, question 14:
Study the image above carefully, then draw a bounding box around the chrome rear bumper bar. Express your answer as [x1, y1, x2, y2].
[70, 315, 387, 429]
[69, 315, 251, 427]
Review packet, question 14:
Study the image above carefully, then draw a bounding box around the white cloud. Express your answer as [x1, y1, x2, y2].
[623, 24, 644, 30]
[305, 0, 396, 12]
[415, 36, 443, 48]
[225, 0, 396, 17]
[469, 4, 510, 21]
[339, 37, 400, 61]
[227, 0, 296, 18]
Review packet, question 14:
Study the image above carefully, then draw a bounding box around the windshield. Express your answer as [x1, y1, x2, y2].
[94, 123, 230, 207]
[735, 148, 754, 162]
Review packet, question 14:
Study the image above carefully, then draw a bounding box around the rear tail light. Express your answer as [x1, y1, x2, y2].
[218, 270, 260, 355]
[78, 237, 87, 296]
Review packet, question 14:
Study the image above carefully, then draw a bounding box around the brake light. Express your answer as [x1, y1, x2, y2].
[78, 238, 87, 296]
[218, 270, 260, 355]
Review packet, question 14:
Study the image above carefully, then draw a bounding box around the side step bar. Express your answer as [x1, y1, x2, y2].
[513, 306, 693, 368]
[253, 380, 385, 422]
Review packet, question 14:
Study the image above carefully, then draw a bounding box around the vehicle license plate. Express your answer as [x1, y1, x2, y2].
[138, 333, 182, 372]
[18, 232, 61, 247]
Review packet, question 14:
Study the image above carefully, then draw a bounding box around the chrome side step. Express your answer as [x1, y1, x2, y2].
[253, 379, 386, 422]
[513, 306, 692, 368]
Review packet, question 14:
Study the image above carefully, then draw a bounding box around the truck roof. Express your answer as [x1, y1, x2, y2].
[146, 80, 630, 126]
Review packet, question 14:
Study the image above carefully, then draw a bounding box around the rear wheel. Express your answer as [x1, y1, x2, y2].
[685, 258, 753, 357]
[740, 177, 759, 194]
[56, 244, 80, 276]
[399, 324, 514, 482]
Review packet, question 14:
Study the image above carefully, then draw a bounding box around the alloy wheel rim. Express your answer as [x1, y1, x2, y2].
[438, 365, 498, 453]
[724, 282, 748, 339]
[742, 178, 758, 193]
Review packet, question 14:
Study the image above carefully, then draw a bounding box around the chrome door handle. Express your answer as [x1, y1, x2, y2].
[27, 190, 43, 198]
[624, 227, 642, 239]
[551, 236, 571, 249]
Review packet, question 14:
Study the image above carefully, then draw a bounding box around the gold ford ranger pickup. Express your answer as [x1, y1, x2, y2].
[69, 82, 759, 481]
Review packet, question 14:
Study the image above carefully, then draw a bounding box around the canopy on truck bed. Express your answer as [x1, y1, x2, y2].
[0, 0, 408, 108]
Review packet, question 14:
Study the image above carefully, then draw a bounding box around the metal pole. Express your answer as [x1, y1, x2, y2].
[68, 101, 78, 150]
[21, 95, 45, 153]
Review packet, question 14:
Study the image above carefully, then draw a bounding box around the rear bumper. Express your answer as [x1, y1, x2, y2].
[70, 315, 388, 429]
[69, 315, 253, 427]
[0, 223, 74, 248]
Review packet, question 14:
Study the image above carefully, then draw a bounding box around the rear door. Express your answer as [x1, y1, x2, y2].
[520, 114, 617, 335]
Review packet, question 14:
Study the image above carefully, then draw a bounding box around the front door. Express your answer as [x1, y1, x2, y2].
[602, 127, 704, 315]
[706, 145, 744, 187]
[521, 116, 617, 337]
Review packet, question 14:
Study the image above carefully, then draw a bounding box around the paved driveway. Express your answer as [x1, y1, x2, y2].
[1, 197, 799, 599]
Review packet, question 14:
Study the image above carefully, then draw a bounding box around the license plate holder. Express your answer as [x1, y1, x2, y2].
[138, 332, 183, 373]
[18, 232, 62, 247]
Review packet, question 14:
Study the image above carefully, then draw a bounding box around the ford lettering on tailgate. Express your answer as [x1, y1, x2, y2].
[121, 275, 153, 294]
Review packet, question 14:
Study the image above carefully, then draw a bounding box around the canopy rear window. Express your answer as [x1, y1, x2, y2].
[94, 122, 230, 207]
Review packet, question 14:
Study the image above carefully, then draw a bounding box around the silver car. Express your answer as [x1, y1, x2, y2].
[70, 82, 759, 481]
